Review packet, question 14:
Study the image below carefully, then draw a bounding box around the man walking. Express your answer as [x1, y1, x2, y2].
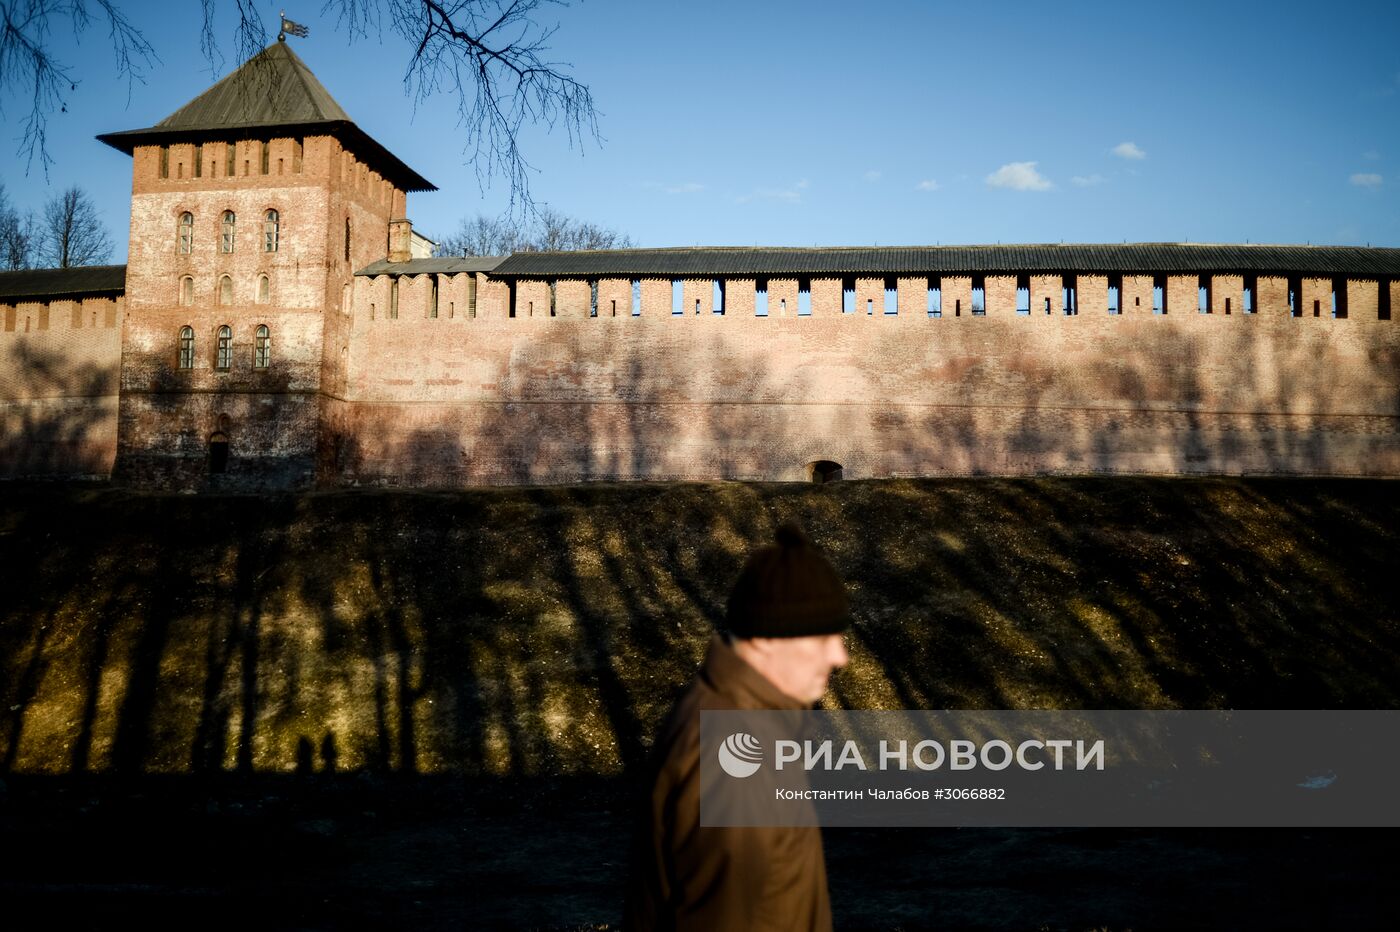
[624, 522, 851, 931]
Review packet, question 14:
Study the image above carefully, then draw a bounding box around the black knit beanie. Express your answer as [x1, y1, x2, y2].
[725, 521, 850, 638]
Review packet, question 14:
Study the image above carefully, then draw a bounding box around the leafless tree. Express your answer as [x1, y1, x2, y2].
[0, 1, 156, 173]
[37, 186, 112, 268]
[1, 1, 598, 208]
[436, 205, 631, 256]
[0, 182, 36, 270]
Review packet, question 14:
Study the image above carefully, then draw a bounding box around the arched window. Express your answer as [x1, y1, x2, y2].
[179, 276, 194, 306]
[390, 278, 399, 319]
[218, 275, 233, 305]
[178, 326, 195, 369]
[253, 325, 270, 369]
[177, 212, 193, 254]
[263, 209, 279, 252]
[215, 325, 232, 370]
[257, 274, 269, 304]
[221, 211, 236, 253]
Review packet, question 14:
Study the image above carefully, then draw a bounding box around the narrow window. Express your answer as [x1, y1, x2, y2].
[1244, 276, 1256, 313]
[590, 280, 599, 317]
[955, 298, 961, 316]
[221, 211, 236, 253]
[610, 299, 617, 316]
[259, 141, 269, 175]
[1063, 275, 1077, 315]
[344, 218, 351, 262]
[1313, 298, 1320, 317]
[631, 280, 641, 316]
[507, 280, 516, 318]
[713, 280, 725, 315]
[292, 139, 303, 173]
[218, 274, 233, 305]
[1198, 276, 1210, 314]
[971, 277, 985, 315]
[695, 298, 702, 315]
[1152, 276, 1166, 314]
[927, 277, 942, 317]
[672, 279, 683, 316]
[178, 212, 193, 254]
[779, 298, 787, 315]
[468, 276, 477, 318]
[1288, 275, 1301, 317]
[549, 280, 557, 317]
[277, 158, 284, 176]
[1107, 275, 1121, 314]
[194, 146, 203, 178]
[842, 277, 855, 313]
[448, 301, 454, 318]
[225, 142, 236, 177]
[883, 278, 897, 315]
[1044, 296, 1052, 314]
[254, 325, 270, 369]
[180, 276, 194, 306]
[430, 276, 439, 318]
[177, 161, 183, 179]
[1380, 279, 1392, 321]
[263, 209, 279, 252]
[1016, 275, 1030, 315]
[390, 279, 399, 319]
[756, 280, 769, 316]
[257, 274, 269, 304]
[178, 326, 195, 369]
[798, 280, 811, 316]
[1225, 297, 1232, 314]
[159, 146, 169, 179]
[1331, 278, 1347, 318]
[866, 298, 873, 316]
[215, 325, 232, 370]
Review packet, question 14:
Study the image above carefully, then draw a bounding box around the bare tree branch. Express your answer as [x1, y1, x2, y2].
[435, 206, 630, 257]
[0, 0, 157, 175]
[0, 180, 36, 269]
[2, 2, 597, 209]
[38, 185, 112, 267]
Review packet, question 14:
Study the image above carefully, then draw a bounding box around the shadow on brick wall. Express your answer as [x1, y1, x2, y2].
[0, 341, 118, 478]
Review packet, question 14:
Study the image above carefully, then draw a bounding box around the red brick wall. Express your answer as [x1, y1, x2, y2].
[329, 304, 1400, 484]
[0, 295, 124, 477]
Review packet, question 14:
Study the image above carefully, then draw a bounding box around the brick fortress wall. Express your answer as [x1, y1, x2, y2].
[326, 273, 1400, 484]
[0, 295, 124, 478]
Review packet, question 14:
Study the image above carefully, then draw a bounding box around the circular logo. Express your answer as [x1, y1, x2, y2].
[718, 732, 763, 778]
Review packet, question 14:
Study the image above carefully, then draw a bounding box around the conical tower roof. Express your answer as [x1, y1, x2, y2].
[98, 39, 434, 191]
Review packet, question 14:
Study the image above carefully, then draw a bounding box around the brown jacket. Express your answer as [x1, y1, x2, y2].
[624, 633, 833, 932]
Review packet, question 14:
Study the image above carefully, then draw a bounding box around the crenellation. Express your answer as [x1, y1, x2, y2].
[1030, 275, 1061, 316]
[985, 275, 1015, 315]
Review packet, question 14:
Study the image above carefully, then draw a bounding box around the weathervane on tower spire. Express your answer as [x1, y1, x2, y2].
[278, 11, 309, 43]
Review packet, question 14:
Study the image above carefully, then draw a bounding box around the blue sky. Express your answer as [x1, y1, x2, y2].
[2, 0, 1397, 262]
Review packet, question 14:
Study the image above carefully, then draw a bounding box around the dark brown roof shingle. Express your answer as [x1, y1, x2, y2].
[489, 243, 1400, 279]
[97, 41, 434, 192]
[0, 265, 127, 303]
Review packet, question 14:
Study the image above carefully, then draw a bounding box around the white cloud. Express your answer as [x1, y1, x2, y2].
[1071, 174, 1106, 187]
[737, 179, 808, 204]
[863, 170, 881, 182]
[915, 179, 940, 192]
[1112, 141, 1147, 160]
[645, 181, 704, 194]
[986, 161, 1052, 191]
[1350, 173, 1383, 188]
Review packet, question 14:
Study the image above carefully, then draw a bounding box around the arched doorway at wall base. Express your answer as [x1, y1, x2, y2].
[806, 460, 843, 484]
[209, 432, 230, 474]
